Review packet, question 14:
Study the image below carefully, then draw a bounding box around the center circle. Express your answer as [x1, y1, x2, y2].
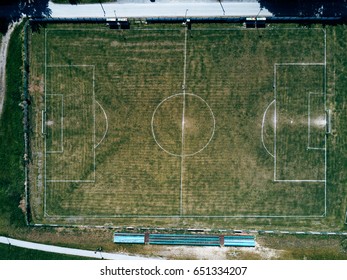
[151, 93, 215, 157]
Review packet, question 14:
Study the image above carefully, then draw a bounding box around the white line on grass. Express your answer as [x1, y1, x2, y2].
[44, 214, 326, 219]
[274, 63, 326, 183]
[324, 28, 327, 216]
[307, 92, 325, 150]
[44, 65, 96, 199]
[47, 180, 95, 183]
[191, 27, 325, 33]
[274, 180, 326, 183]
[41, 27, 328, 221]
[41, 110, 45, 135]
[46, 64, 95, 68]
[273, 65, 277, 180]
[308, 92, 311, 148]
[94, 100, 109, 149]
[275, 63, 325, 66]
[46, 94, 64, 153]
[261, 99, 275, 158]
[180, 26, 188, 216]
[44, 29, 48, 216]
[93, 65, 96, 182]
[307, 147, 326, 151]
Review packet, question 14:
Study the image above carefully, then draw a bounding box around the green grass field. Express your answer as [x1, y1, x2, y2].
[27, 23, 347, 231]
[0, 243, 93, 260]
[0, 23, 26, 232]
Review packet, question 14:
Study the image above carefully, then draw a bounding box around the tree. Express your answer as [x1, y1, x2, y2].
[0, 0, 51, 34]
[258, 0, 347, 17]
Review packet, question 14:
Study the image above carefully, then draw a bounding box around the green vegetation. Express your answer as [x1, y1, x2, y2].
[258, 235, 347, 260]
[0, 22, 26, 232]
[0, 243, 94, 260]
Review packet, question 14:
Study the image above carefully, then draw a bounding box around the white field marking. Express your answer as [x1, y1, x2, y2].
[44, 64, 96, 208]
[151, 93, 185, 157]
[275, 63, 325, 66]
[44, 29, 48, 215]
[261, 99, 275, 158]
[274, 64, 326, 182]
[94, 100, 109, 149]
[308, 92, 311, 148]
[93, 65, 96, 182]
[192, 27, 324, 32]
[324, 28, 327, 216]
[47, 180, 95, 183]
[44, 213, 326, 219]
[46, 64, 95, 68]
[274, 180, 325, 183]
[324, 28, 327, 69]
[180, 26, 188, 216]
[48, 27, 324, 32]
[42, 27, 327, 221]
[151, 93, 216, 157]
[273, 65, 277, 180]
[307, 92, 326, 150]
[46, 94, 64, 154]
[41, 110, 46, 135]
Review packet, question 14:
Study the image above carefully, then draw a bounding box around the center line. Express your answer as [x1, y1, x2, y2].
[180, 26, 188, 216]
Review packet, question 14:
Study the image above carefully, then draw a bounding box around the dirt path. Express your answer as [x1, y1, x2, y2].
[0, 236, 158, 260]
[0, 23, 18, 119]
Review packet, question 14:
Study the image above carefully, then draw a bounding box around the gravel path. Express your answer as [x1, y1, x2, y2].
[0, 23, 19, 118]
[0, 236, 158, 260]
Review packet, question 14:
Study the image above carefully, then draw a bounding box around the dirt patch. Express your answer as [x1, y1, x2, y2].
[18, 197, 26, 214]
[156, 246, 230, 260]
[154, 242, 283, 260]
[29, 76, 44, 94]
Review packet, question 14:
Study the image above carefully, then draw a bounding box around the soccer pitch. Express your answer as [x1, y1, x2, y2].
[28, 23, 340, 229]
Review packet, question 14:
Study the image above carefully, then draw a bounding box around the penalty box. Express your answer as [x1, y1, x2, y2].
[44, 65, 95, 183]
[274, 64, 326, 182]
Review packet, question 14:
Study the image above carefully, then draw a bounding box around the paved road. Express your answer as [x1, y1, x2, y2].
[48, 1, 272, 18]
[0, 236, 158, 260]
